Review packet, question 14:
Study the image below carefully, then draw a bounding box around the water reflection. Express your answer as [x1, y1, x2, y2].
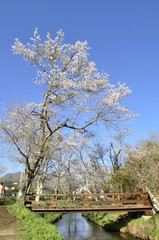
[56, 213, 134, 240]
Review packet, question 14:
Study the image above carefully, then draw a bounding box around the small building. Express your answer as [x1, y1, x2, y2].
[41, 187, 51, 194]
[3, 182, 19, 197]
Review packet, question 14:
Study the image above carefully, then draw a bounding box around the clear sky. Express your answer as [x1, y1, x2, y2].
[0, 0, 159, 173]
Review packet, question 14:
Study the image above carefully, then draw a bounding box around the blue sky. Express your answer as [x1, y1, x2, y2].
[0, 0, 159, 173]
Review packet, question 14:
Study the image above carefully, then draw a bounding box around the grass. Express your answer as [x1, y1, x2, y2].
[84, 212, 128, 231]
[124, 214, 159, 239]
[0, 197, 16, 205]
[8, 203, 63, 240]
[84, 212, 159, 239]
[43, 212, 62, 224]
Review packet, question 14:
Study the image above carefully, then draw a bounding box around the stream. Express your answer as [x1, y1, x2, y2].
[56, 213, 136, 240]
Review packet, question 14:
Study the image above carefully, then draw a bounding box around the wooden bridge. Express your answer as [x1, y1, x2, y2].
[25, 192, 153, 215]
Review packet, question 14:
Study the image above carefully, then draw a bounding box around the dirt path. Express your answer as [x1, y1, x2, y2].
[0, 206, 21, 240]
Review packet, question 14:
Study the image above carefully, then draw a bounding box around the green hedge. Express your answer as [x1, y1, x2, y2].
[8, 203, 63, 240]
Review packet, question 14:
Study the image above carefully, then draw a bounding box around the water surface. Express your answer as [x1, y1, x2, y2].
[56, 213, 135, 240]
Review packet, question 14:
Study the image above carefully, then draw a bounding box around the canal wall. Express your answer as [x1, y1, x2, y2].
[83, 212, 159, 240]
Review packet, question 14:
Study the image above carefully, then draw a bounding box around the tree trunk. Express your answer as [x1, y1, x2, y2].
[17, 187, 24, 204]
[35, 178, 44, 201]
[16, 172, 33, 204]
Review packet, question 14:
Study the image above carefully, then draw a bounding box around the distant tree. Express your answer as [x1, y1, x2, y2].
[105, 129, 131, 192]
[0, 29, 134, 203]
[124, 133, 159, 195]
[0, 164, 6, 177]
[71, 138, 108, 195]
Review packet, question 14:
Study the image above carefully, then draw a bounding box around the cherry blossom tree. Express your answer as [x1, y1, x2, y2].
[0, 29, 135, 203]
[124, 134, 159, 195]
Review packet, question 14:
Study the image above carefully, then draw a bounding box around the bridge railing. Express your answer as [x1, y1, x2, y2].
[25, 192, 151, 209]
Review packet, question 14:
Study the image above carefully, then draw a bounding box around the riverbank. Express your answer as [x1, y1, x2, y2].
[8, 203, 63, 240]
[84, 212, 159, 240]
[0, 205, 21, 240]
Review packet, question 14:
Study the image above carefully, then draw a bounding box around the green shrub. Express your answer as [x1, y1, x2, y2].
[0, 198, 16, 205]
[8, 203, 63, 240]
[84, 212, 134, 231]
[43, 213, 62, 224]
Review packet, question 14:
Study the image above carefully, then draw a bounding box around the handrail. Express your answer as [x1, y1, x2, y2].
[24, 192, 153, 215]
[25, 192, 150, 205]
[26, 192, 144, 197]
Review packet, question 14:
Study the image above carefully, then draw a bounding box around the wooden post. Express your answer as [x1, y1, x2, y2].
[112, 195, 114, 201]
[137, 194, 140, 201]
[24, 194, 30, 204]
[144, 193, 151, 206]
[83, 195, 90, 208]
[24, 195, 27, 205]
[50, 195, 57, 208]
[117, 194, 122, 207]
[144, 210, 153, 216]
